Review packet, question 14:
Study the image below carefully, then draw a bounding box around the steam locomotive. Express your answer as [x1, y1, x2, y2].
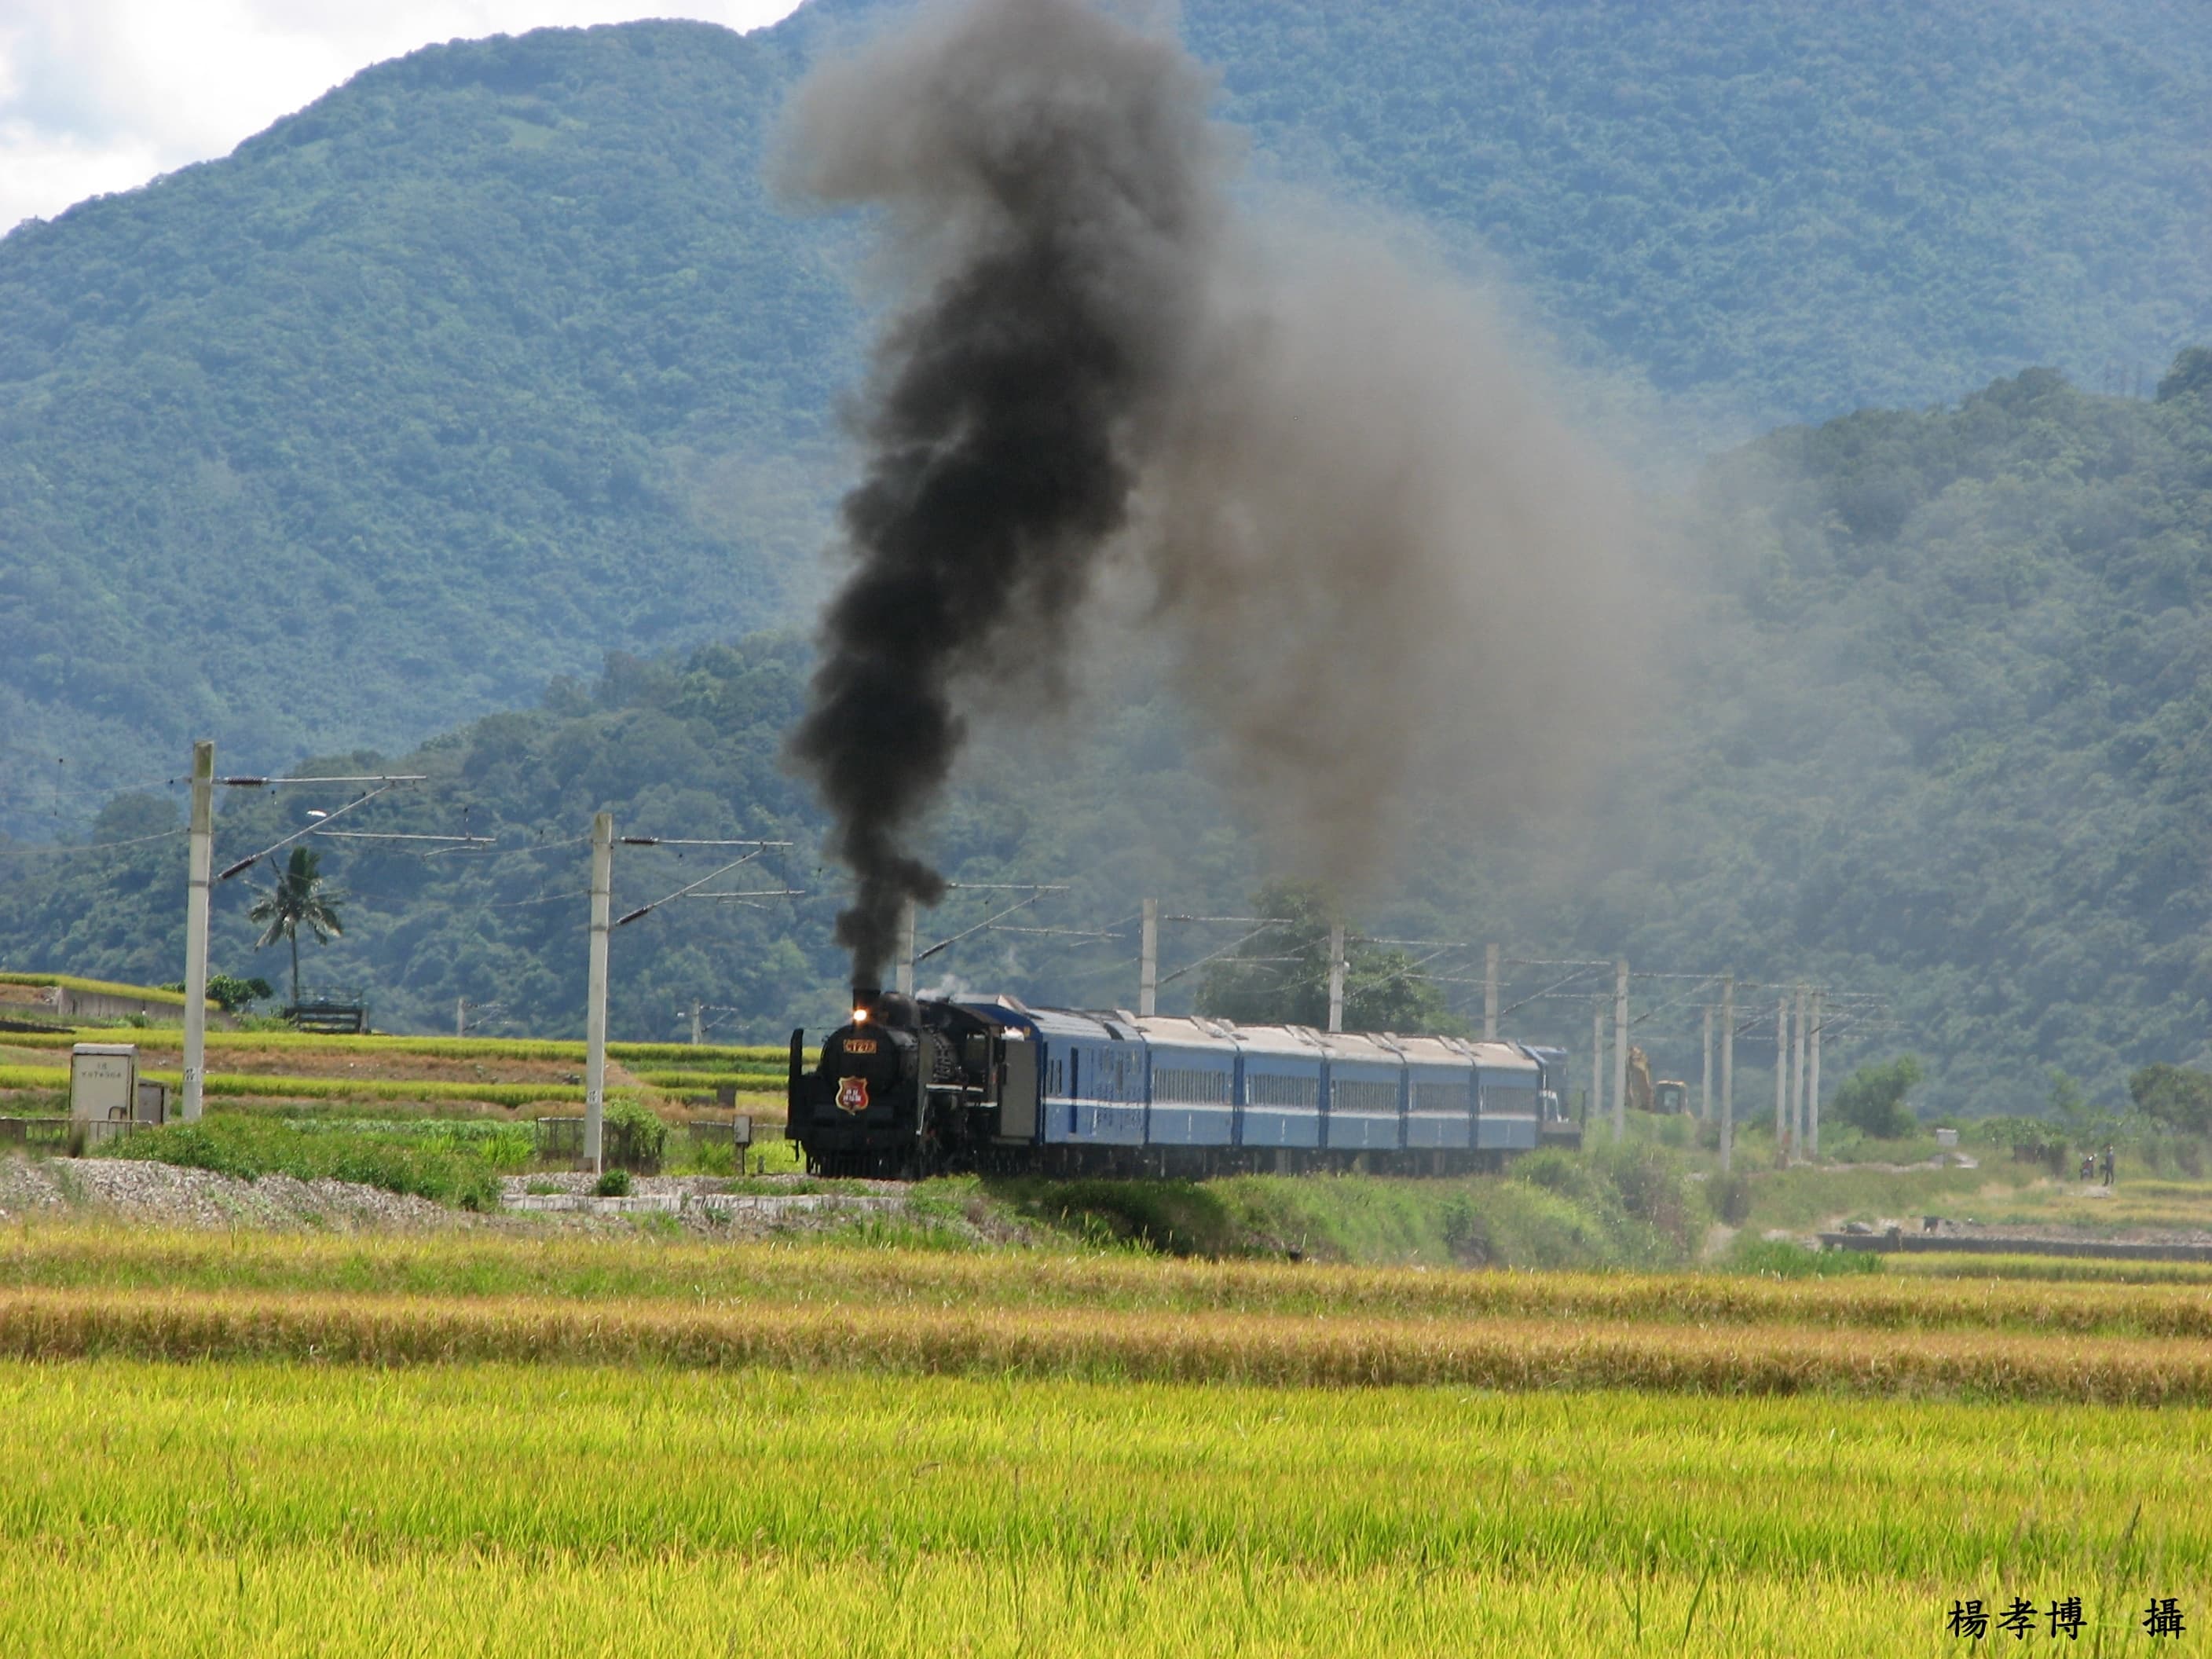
[787, 989, 1580, 1179]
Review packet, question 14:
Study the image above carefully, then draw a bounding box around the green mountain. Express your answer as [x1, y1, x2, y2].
[0, 19, 853, 833]
[4, 0, 2208, 831]
[7, 349, 2212, 1118]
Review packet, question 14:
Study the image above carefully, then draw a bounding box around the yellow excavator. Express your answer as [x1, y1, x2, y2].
[1626, 1046, 1691, 1114]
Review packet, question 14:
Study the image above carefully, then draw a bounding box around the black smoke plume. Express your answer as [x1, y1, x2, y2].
[782, 0, 1224, 987]
[785, 0, 1643, 989]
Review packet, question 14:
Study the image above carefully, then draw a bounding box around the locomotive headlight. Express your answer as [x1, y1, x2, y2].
[852, 1008, 870, 1024]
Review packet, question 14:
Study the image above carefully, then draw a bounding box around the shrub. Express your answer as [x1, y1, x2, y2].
[603, 1097, 668, 1169]
[1589, 1142, 1705, 1254]
[2128, 1064, 2212, 1135]
[1705, 1171, 1754, 1225]
[593, 1168, 633, 1198]
[1830, 1056, 1923, 1138]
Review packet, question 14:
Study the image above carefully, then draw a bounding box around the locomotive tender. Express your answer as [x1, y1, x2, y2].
[788, 989, 1580, 1178]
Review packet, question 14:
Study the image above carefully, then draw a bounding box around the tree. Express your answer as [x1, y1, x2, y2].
[2128, 1064, 2212, 1134]
[1829, 1055, 1923, 1138]
[159, 973, 274, 1013]
[1196, 881, 1463, 1035]
[247, 848, 346, 1009]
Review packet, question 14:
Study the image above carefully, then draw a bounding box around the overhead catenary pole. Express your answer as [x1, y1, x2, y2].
[1138, 899, 1158, 1018]
[1326, 924, 1346, 1034]
[1612, 958, 1629, 1142]
[180, 741, 214, 1123]
[1809, 988, 1823, 1158]
[1591, 1002, 1604, 1127]
[1701, 1004, 1713, 1122]
[895, 899, 917, 997]
[1774, 995, 1789, 1159]
[1719, 972, 1736, 1173]
[1793, 983, 1811, 1161]
[584, 811, 613, 1175]
[1483, 943, 1500, 1041]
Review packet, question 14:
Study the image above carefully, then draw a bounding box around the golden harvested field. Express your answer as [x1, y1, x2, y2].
[11, 1225, 2212, 1341]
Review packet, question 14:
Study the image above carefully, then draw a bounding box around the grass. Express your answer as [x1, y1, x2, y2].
[87, 1118, 518, 1209]
[0, 1361, 2204, 1656]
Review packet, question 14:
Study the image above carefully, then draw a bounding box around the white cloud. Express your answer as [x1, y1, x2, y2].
[0, 0, 807, 232]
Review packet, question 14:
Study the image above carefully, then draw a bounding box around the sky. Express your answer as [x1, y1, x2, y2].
[0, 0, 808, 233]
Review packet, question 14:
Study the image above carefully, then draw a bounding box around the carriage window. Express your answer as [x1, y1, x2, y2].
[1153, 1068, 1231, 1105]
[1415, 1082, 1467, 1114]
[1331, 1080, 1400, 1115]
[1247, 1072, 1318, 1109]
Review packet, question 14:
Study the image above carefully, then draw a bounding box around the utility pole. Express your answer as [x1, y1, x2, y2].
[1774, 994, 1789, 1159]
[1701, 1004, 1713, 1122]
[1326, 923, 1346, 1034]
[1793, 983, 1810, 1160]
[1808, 988, 1823, 1159]
[895, 899, 917, 997]
[456, 998, 467, 1038]
[1138, 899, 1158, 1018]
[180, 740, 214, 1123]
[1483, 943, 1499, 1041]
[1591, 1002, 1603, 1127]
[1612, 958, 1629, 1143]
[690, 1001, 704, 1046]
[584, 811, 612, 1175]
[1719, 972, 1735, 1173]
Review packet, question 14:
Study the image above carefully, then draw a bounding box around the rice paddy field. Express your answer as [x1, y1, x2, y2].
[4, 1224, 2211, 1654]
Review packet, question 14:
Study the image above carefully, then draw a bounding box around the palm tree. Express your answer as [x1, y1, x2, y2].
[247, 848, 346, 1009]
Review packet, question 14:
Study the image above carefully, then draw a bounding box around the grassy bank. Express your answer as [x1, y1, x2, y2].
[997, 1144, 1719, 1269]
[87, 1117, 527, 1208]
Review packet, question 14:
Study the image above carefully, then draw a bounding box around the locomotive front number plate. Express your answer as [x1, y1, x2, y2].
[844, 1038, 877, 1054]
[837, 1077, 870, 1113]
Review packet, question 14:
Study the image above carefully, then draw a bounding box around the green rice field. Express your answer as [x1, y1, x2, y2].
[2, 1362, 2206, 1655]
[0, 1222, 2208, 1654]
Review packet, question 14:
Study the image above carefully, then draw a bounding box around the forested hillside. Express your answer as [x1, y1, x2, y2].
[7, 354, 2211, 1117]
[4, 0, 2207, 831]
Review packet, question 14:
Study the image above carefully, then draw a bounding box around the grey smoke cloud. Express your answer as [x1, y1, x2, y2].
[783, 0, 1642, 986]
